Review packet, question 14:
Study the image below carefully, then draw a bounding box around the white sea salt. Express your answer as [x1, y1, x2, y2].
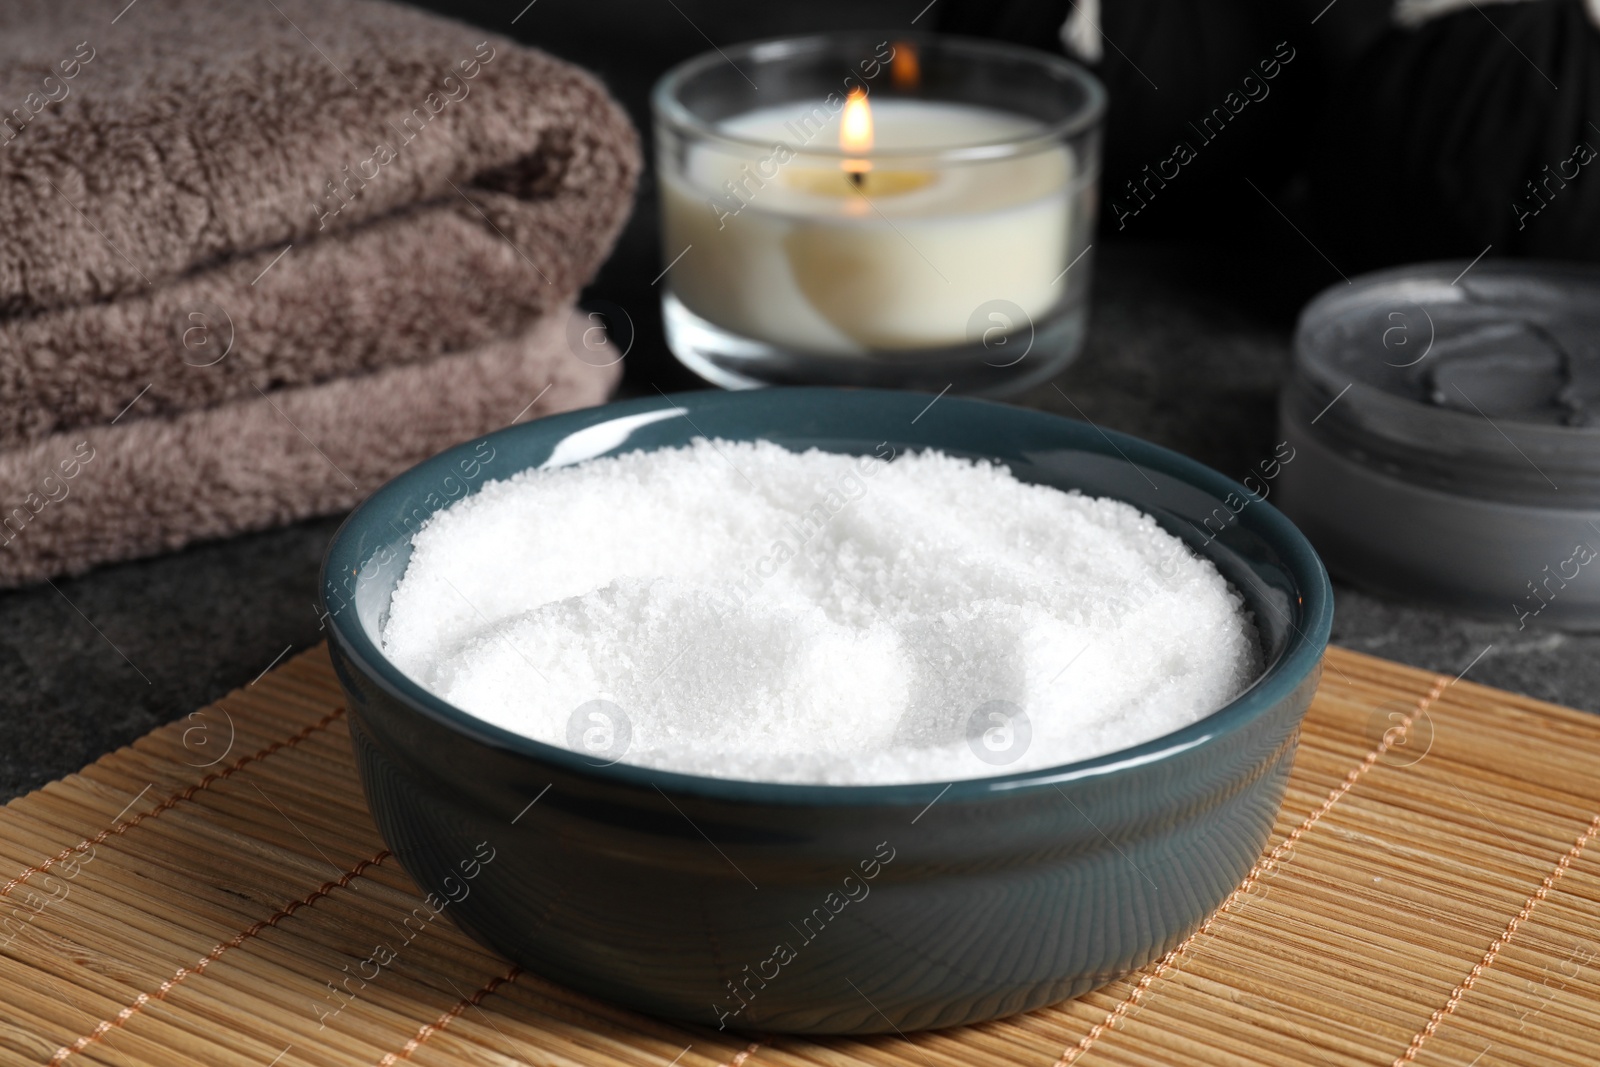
[381, 440, 1262, 785]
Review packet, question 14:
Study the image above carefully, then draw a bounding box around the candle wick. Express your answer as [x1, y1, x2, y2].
[848, 170, 865, 191]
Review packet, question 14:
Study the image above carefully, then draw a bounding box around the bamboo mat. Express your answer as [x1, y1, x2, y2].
[2, 646, 1598, 1067]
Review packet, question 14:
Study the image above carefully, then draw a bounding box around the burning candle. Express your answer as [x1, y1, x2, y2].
[653, 34, 1105, 393]
[841, 87, 872, 187]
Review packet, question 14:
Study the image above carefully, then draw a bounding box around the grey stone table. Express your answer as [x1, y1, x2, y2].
[2, 239, 1591, 803]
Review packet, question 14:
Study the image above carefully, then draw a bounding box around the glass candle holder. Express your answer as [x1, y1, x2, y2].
[652, 31, 1105, 396]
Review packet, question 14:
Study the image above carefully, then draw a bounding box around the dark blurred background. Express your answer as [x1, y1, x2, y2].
[416, 0, 1400, 395]
[6, 0, 1597, 799]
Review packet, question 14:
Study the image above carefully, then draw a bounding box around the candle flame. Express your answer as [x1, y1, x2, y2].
[891, 43, 920, 89]
[840, 89, 872, 176]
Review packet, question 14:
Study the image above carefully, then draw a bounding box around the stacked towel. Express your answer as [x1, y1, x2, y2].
[0, 0, 639, 586]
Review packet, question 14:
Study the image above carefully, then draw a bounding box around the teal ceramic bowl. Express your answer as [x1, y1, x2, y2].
[321, 387, 1331, 1034]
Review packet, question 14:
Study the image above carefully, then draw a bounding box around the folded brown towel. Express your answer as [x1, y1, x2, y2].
[0, 0, 640, 583]
[0, 314, 616, 587]
[0, 0, 638, 448]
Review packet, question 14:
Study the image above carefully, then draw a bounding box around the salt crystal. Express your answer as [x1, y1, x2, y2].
[381, 440, 1262, 784]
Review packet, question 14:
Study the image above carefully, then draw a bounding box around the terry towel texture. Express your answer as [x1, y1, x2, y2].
[0, 0, 639, 585]
[0, 319, 601, 588]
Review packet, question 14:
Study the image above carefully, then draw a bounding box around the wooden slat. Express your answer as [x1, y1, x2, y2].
[0, 646, 1595, 1067]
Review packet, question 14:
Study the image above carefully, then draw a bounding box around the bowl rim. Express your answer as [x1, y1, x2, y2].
[321, 387, 1332, 806]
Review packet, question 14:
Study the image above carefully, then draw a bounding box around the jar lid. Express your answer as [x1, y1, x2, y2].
[1283, 260, 1600, 506]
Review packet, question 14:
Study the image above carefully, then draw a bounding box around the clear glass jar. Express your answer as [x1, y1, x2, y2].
[652, 31, 1105, 396]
